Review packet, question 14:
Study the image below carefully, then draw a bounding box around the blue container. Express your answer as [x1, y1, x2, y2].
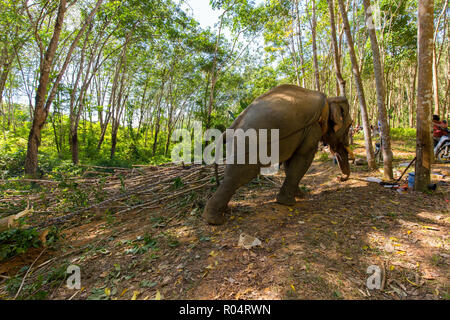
[408, 173, 415, 189]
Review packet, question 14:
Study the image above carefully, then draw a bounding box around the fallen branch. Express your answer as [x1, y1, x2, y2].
[77, 164, 132, 171]
[0, 203, 33, 232]
[30, 164, 224, 229]
[117, 180, 212, 215]
[14, 248, 46, 300]
[0, 179, 59, 185]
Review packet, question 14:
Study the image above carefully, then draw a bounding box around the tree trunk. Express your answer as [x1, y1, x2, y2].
[0, 49, 12, 108]
[69, 28, 91, 165]
[295, 0, 306, 87]
[410, 62, 418, 127]
[432, 0, 448, 117]
[337, 0, 376, 170]
[415, 0, 434, 192]
[97, 36, 128, 152]
[110, 127, 118, 160]
[152, 103, 162, 156]
[25, 0, 67, 176]
[363, 0, 393, 180]
[25, 0, 102, 175]
[309, 0, 321, 91]
[110, 74, 128, 160]
[206, 13, 225, 129]
[327, 0, 346, 97]
[71, 132, 79, 164]
[432, 48, 440, 117]
[289, 19, 301, 86]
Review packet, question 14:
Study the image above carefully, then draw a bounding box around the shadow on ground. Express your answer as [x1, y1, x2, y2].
[0, 159, 448, 300]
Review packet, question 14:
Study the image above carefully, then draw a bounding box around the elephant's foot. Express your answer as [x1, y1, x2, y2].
[202, 202, 227, 225]
[337, 174, 350, 182]
[295, 186, 308, 199]
[276, 192, 296, 206]
[203, 211, 226, 225]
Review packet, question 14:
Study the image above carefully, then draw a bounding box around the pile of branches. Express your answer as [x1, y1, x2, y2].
[0, 164, 225, 231]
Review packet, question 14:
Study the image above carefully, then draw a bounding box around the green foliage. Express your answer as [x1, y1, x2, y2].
[104, 209, 116, 225]
[0, 131, 28, 178]
[57, 181, 90, 209]
[6, 261, 69, 299]
[140, 280, 157, 288]
[48, 161, 84, 180]
[390, 128, 416, 140]
[86, 287, 108, 300]
[0, 0, 446, 184]
[379, 0, 418, 65]
[316, 151, 330, 162]
[173, 177, 184, 189]
[0, 149, 26, 178]
[125, 234, 158, 255]
[0, 228, 41, 261]
[0, 227, 60, 261]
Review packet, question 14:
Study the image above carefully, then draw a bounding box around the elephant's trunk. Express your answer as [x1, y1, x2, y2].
[335, 144, 351, 181]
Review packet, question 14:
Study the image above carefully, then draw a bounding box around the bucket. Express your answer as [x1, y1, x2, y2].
[408, 173, 415, 189]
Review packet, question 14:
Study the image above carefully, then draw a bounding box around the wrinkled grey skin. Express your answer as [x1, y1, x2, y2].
[203, 84, 353, 225]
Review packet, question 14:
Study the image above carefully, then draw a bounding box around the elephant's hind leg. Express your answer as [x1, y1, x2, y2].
[277, 124, 321, 206]
[203, 164, 260, 225]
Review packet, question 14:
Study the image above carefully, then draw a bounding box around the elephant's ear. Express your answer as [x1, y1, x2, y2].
[318, 100, 330, 136]
[329, 99, 345, 132]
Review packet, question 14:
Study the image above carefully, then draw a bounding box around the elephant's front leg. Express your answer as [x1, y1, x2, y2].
[277, 125, 321, 206]
[203, 164, 260, 225]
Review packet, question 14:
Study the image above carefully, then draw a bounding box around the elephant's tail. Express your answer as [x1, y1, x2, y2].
[214, 163, 220, 186]
[213, 131, 227, 187]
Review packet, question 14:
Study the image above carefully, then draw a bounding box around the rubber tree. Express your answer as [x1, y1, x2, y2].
[326, 0, 346, 97]
[24, 0, 103, 176]
[337, 0, 376, 170]
[362, 0, 394, 180]
[306, 0, 320, 91]
[415, 0, 434, 192]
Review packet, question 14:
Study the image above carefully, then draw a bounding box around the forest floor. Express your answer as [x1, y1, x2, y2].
[0, 136, 449, 300]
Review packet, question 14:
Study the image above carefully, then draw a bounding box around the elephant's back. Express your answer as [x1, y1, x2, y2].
[255, 84, 323, 103]
[233, 85, 326, 138]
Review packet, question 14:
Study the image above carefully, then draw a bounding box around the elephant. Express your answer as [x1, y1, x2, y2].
[203, 84, 354, 225]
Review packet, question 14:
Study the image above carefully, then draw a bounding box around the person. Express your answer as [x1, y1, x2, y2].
[373, 124, 380, 137]
[349, 125, 354, 145]
[432, 115, 448, 146]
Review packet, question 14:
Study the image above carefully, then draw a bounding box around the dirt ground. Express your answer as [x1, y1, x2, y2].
[0, 142, 449, 300]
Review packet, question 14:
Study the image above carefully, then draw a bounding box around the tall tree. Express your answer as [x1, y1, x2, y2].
[294, 0, 306, 87]
[415, 0, 434, 192]
[24, 0, 103, 176]
[337, 0, 376, 170]
[432, 0, 448, 117]
[363, 0, 394, 180]
[24, 0, 68, 176]
[327, 0, 346, 96]
[307, 0, 321, 91]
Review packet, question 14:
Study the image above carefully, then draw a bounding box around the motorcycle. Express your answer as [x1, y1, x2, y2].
[434, 135, 450, 162]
